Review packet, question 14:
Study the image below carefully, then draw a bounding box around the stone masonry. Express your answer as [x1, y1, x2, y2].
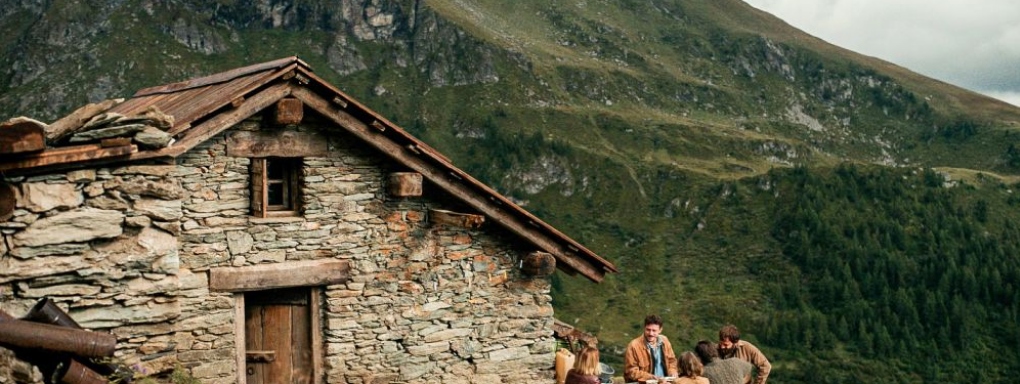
[0, 115, 556, 384]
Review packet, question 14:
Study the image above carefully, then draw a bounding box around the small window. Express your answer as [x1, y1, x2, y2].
[252, 157, 301, 217]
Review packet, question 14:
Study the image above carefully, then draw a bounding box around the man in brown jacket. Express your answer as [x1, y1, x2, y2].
[624, 315, 678, 382]
[718, 324, 771, 384]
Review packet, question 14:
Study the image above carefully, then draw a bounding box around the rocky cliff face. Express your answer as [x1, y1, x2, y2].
[0, 0, 510, 120]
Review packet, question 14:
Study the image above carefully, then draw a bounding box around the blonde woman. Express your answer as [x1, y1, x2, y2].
[565, 347, 602, 384]
[676, 351, 709, 384]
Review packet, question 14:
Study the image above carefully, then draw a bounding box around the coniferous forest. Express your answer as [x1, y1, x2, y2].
[761, 165, 1020, 383]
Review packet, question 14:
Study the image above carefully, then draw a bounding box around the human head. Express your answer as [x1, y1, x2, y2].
[678, 351, 704, 378]
[694, 340, 719, 364]
[718, 324, 741, 358]
[573, 346, 602, 376]
[643, 315, 664, 343]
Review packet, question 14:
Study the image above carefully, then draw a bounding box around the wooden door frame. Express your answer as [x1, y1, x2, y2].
[234, 287, 323, 384]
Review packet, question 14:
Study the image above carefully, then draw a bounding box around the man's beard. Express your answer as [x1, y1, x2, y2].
[719, 346, 737, 359]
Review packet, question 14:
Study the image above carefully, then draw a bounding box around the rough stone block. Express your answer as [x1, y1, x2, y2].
[12, 208, 123, 247]
[19, 182, 83, 212]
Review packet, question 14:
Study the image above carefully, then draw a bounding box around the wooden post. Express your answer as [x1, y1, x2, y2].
[521, 251, 557, 277]
[429, 209, 484, 229]
[273, 97, 304, 125]
[388, 172, 423, 197]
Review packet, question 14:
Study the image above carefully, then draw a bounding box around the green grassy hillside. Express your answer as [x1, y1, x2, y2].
[2, 0, 1020, 382]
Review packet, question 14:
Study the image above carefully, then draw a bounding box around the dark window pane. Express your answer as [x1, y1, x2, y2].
[267, 159, 284, 179]
[267, 182, 285, 207]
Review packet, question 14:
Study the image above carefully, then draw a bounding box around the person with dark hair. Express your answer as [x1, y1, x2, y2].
[624, 315, 678, 382]
[718, 324, 771, 384]
[695, 340, 752, 384]
[565, 347, 602, 384]
[676, 351, 709, 384]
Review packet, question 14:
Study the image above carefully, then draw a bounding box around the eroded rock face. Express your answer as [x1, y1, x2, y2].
[12, 208, 123, 247]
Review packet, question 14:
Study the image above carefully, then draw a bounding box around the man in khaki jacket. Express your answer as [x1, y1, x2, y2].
[624, 315, 678, 382]
[718, 324, 771, 384]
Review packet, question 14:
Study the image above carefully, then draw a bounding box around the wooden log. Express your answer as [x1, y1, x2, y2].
[0, 144, 135, 173]
[57, 359, 109, 384]
[521, 251, 557, 277]
[429, 209, 485, 229]
[46, 99, 123, 142]
[0, 319, 116, 358]
[388, 172, 423, 197]
[0, 183, 16, 222]
[226, 130, 327, 158]
[209, 259, 350, 292]
[0, 118, 46, 154]
[273, 97, 304, 125]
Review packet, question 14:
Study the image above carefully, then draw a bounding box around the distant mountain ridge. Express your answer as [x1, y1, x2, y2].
[2, 1, 1019, 382]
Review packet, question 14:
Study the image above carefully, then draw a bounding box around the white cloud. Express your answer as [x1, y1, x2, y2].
[744, 0, 1020, 102]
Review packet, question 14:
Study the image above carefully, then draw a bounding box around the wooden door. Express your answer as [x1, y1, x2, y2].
[245, 288, 313, 384]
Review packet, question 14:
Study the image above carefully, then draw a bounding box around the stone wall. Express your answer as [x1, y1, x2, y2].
[0, 164, 184, 382]
[1, 116, 557, 384]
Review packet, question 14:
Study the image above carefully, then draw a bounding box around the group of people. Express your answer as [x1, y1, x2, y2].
[564, 315, 771, 384]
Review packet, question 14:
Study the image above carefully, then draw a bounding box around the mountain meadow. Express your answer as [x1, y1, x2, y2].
[2, 0, 1020, 382]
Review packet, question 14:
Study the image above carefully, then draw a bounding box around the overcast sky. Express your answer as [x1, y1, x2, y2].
[743, 0, 1020, 107]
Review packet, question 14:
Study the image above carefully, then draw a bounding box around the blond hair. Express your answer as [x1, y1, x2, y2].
[572, 347, 602, 376]
[678, 351, 703, 378]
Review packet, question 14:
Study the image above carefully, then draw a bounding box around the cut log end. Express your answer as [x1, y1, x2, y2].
[388, 172, 423, 197]
[429, 209, 485, 229]
[521, 251, 557, 277]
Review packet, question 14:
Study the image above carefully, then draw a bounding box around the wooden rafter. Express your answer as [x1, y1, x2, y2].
[291, 86, 608, 282]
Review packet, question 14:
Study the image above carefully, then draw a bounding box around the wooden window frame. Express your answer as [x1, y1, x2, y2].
[251, 157, 301, 218]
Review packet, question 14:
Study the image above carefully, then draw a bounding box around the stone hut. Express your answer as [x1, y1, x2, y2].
[0, 57, 616, 384]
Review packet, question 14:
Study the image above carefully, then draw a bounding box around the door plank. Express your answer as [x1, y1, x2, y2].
[291, 303, 312, 384]
[245, 306, 265, 384]
[263, 305, 293, 384]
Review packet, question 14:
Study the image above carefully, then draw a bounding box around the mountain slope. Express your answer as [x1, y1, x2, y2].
[2, 0, 1020, 382]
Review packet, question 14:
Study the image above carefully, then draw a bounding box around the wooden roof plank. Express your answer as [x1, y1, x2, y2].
[169, 82, 293, 155]
[134, 56, 300, 96]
